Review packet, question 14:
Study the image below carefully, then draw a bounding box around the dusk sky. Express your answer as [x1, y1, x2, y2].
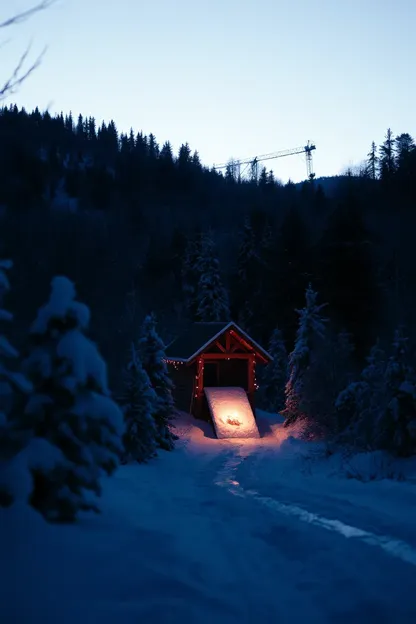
[3, 0, 415, 182]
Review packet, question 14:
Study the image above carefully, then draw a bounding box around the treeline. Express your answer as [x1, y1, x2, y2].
[0, 105, 415, 394]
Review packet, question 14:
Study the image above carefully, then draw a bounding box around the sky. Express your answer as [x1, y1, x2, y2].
[2, 0, 415, 182]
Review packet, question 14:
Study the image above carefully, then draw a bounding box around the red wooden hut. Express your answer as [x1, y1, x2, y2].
[165, 321, 272, 420]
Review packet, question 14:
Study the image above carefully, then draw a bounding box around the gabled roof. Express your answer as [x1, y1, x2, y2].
[165, 321, 272, 364]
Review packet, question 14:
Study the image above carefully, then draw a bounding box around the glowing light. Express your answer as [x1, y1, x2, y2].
[205, 387, 260, 439]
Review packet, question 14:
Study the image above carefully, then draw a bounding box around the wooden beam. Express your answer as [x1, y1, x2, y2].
[229, 329, 255, 353]
[230, 342, 244, 352]
[200, 353, 252, 360]
[225, 331, 231, 351]
[214, 340, 226, 353]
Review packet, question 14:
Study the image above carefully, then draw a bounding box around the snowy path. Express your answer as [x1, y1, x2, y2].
[3, 416, 416, 622]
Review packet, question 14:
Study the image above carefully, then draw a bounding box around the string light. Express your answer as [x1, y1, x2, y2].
[164, 358, 186, 371]
[194, 358, 203, 397]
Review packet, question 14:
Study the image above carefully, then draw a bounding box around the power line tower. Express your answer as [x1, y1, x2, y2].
[214, 141, 316, 182]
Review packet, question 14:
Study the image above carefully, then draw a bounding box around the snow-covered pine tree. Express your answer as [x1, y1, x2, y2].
[0, 260, 63, 511]
[335, 339, 387, 448]
[138, 313, 176, 450]
[19, 276, 124, 522]
[261, 327, 287, 413]
[0, 259, 20, 430]
[376, 329, 416, 456]
[121, 342, 158, 462]
[289, 325, 356, 438]
[283, 284, 327, 429]
[0, 260, 34, 426]
[195, 232, 230, 322]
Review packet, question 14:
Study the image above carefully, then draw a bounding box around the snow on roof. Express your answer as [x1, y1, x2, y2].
[165, 321, 272, 363]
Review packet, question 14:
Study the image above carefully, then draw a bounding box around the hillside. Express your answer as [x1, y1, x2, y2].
[1, 105, 416, 392]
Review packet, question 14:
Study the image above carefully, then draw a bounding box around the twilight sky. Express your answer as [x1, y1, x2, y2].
[2, 0, 415, 182]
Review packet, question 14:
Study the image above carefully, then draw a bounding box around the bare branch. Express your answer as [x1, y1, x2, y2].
[0, 1, 56, 29]
[0, 44, 47, 101]
[0, 1, 56, 100]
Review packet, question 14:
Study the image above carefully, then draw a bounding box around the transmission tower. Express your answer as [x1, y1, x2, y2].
[214, 141, 316, 182]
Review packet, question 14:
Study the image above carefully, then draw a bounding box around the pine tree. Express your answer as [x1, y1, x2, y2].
[284, 285, 327, 428]
[0, 259, 32, 430]
[195, 232, 230, 322]
[261, 327, 287, 413]
[19, 276, 124, 522]
[379, 128, 396, 181]
[0, 260, 21, 428]
[120, 343, 158, 463]
[138, 313, 176, 451]
[0, 261, 59, 510]
[335, 340, 387, 447]
[366, 141, 378, 180]
[395, 133, 415, 170]
[377, 329, 416, 456]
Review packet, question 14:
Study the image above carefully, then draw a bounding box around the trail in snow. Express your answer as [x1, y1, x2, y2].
[3, 412, 416, 623]
[215, 444, 416, 568]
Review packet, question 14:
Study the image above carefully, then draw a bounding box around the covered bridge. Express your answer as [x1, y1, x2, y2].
[165, 321, 272, 422]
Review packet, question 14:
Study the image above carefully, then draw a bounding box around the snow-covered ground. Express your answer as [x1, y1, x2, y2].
[2, 411, 416, 623]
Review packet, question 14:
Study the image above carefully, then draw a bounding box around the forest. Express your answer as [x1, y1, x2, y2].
[1, 104, 416, 520]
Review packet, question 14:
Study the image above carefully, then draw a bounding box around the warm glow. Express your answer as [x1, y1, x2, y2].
[204, 387, 260, 439]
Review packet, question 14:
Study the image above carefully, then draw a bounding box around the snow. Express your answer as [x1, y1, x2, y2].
[31, 276, 90, 335]
[57, 330, 109, 394]
[204, 386, 260, 439]
[2, 410, 416, 622]
[72, 392, 125, 438]
[0, 438, 66, 504]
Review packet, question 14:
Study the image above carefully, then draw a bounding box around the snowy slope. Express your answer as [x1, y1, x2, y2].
[2, 411, 416, 623]
[204, 386, 260, 439]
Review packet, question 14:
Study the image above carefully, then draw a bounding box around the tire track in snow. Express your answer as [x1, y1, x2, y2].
[214, 446, 416, 568]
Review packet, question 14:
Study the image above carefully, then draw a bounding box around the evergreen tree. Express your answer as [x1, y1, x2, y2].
[76, 114, 85, 139]
[366, 141, 378, 180]
[284, 285, 327, 428]
[395, 133, 415, 168]
[147, 133, 160, 159]
[120, 343, 158, 463]
[0, 260, 63, 510]
[335, 340, 387, 447]
[195, 232, 230, 322]
[0, 259, 31, 430]
[261, 327, 287, 413]
[177, 143, 191, 167]
[377, 329, 416, 456]
[19, 276, 124, 522]
[379, 128, 396, 181]
[0, 260, 21, 427]
[138, 313, 176, 451]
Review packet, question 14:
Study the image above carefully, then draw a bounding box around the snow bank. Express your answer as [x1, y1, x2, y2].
[204, 387, 260, 439]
